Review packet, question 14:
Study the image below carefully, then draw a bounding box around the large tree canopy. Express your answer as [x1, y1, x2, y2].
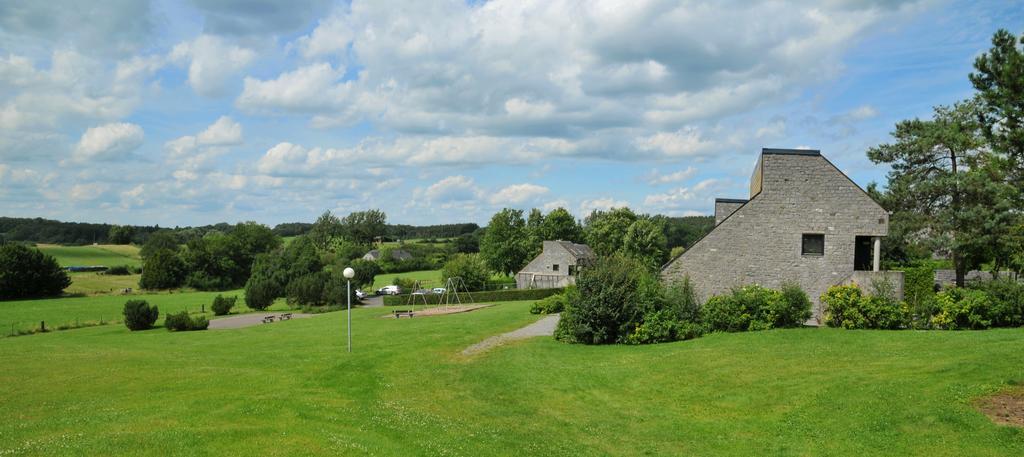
[480, 208, 529, 276]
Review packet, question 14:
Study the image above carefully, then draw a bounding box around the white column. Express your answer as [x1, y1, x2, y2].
[872, 237, 881, 272]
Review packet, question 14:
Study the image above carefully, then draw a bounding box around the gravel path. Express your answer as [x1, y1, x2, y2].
[208, 312, 316, 330]
[461, 313, 560, 355]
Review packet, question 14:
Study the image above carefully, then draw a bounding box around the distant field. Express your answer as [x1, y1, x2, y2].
[37, 244, 142, 267]
[370, 269, 443, 290]
[0, 289, 289, 335]
[66, 272, 142, 295]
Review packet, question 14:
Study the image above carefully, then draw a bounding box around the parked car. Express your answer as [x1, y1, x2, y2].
[376, 285, 401, 295]
[355, 289, 367, 299]
[432, 287, 446, 294]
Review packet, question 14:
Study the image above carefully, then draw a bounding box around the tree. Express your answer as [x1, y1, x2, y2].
[308, 210, 343, 252]
[441, 253, 490, 291]
[342, 209, 387, 245]
[139, 248, 185, 289]
[622, 217, 668, 271]
[970, 29, 1024, 186]
[480, 208, 529, 276]
[583, 207, 638, 257]
[0, 243, 70, 299]
[108, 225, 134, 244]
[347, 258, 381, 289]
[140, 230, 179, 259]
[123, 300, 158, 331]
[539, 207, 583, 243]
[867, 101, 1008, 286]
[525, 208, 546, 259]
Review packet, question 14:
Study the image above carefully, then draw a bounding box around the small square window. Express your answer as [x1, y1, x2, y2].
[552, 264, 560, 272]
[802, 234, 824, 256]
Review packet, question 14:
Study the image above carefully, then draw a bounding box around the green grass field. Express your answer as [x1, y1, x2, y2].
[369, 269, 443, 290]
[65, 272, 142, 295]
[0, 299, 1022, 455]
[0, 289, 290, 334]
[38, 244, 142, 267]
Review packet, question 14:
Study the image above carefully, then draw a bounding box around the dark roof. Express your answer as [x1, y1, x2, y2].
[364, 249, 413, 261]
[715, 198, 748, 204]
[556, 241, 595, 259]
[761, 148, 820, 156]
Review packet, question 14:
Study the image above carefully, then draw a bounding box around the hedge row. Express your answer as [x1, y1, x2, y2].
[383, 287, 563, 306]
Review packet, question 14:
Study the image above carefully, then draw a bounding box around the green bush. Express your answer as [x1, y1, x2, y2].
[555, 255, 647, 344]
[391, 276, 418, 291]
[624, 309, 703, 344]
[821, 284, 909, 330]
[383, 287, 563, 306]
[931, 288, 993, 330]
[530, 290, 570, 314]
[346, 258, 381, 289]
[211, 294, 237, 316]
[123, 299, 159, 331]
[701, 284, 809, 332]
[139, 248, 185, 290]
[244, 277, 278, 311]
[665, 275, 700, 323]
[105, 265, 132, 275]
[900, 265, 936, 325]
[968, 278, 1024, 327]
[287, 272, 329, 307]
[441, 254, 491, 291]
[164, 311, 209, 331]
[0, 243, 70, 299]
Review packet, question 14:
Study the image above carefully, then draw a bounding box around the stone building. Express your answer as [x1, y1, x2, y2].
[516, 240, 596, 289]
[661, 148, 903, 323]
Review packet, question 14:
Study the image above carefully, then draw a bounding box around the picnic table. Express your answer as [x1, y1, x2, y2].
[393, 310, 415, 318]
[262, 315, 276, 324]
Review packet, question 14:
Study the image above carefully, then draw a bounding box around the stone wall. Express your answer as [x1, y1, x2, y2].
[661, 150, 889, 323]
[714, 199, 747, 226]
[516, 241, 575, 289]
[934, 269, 1021, 287]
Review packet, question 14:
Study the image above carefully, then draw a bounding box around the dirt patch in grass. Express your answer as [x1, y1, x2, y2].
[976, 386, 1024, 427]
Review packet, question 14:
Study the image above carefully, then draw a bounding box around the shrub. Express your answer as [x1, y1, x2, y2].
[530, 290, 570, 314]
[701, 285, 808, 332]
[139, 248, 185, 290]
[245, 277, 278, 311]
[555, 256, 646, 344]
[969, 278, 1024, 327]
[287, 272, 329, 307]
[441, 254, 491, 291]
[821, 285, 867, 329]
[665, 275, 700, 323]
[211, 294, 237, 316]
[821, 284, 908, 330]
[931, 288, 993, 330]
[624, 309, 703, 344]
[105, 265, 132, 275]
[391, 276, 418, 292]
[123, 300, 159, 331]
[164, 311, 209, 331]
[901, 265, 936, 326]
[347, 258, 381, 289]
[0, 243, 70, 299]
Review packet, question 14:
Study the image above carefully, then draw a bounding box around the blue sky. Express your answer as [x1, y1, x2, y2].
[0, 0, 1021, 227]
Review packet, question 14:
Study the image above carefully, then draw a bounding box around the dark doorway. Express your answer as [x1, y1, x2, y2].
[854, 236, 872, 271]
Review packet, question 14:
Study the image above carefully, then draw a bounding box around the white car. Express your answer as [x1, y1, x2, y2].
[376, 285, 401, 295]
[355, 289, 367, 299]
[432, 287, 446, 294]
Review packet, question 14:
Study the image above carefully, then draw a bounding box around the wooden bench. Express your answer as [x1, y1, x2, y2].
[280, 313, 293, 321]
[393, 310, 415, 318]
[262, 315, 276, 324]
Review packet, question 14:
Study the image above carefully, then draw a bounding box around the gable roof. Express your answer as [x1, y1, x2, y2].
[555, 241, 595, 260]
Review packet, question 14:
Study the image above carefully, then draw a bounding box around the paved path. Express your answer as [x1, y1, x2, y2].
[208, 312, 316, 330]
[361, 296, 384, 308]
[461, 313, 560, 355]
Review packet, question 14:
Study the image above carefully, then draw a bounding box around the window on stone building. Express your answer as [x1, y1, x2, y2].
[552, 264, 560, 272]
[802, 234, 824, 256]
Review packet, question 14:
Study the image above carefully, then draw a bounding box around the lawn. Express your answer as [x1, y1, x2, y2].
[369, 269, 443, 290]
[65, 271, 142, 295]
[0, 289, 290, 335]
[37, 244, 142, 267]
[0, 300, 1022, 455]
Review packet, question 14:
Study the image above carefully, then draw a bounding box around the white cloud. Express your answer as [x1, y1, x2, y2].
[294, 9, 354, 58]
[72, 122, 144, 162]
[423, 175, 480, 203]
[580, 197, 630, 215]
[644, 166, 698, 185]
[236, 63, 350, 113]
[170, 35, 256, 97]
[489, 183, 549, 205]
[633, 127, 718, 158]
[643, 179, 725, 210]
[197, 116, 243, 146]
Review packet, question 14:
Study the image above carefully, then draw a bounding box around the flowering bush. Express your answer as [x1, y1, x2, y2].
[821, 284, 908, 329]
[931, 288, 993, 330]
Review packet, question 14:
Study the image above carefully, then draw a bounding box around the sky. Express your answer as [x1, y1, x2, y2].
[0, 0, 1021, 228]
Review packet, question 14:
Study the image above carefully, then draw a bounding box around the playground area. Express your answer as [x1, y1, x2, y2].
[385, 304, 491, 318]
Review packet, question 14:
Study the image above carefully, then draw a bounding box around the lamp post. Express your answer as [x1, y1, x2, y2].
[343, 267, 355, 353]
